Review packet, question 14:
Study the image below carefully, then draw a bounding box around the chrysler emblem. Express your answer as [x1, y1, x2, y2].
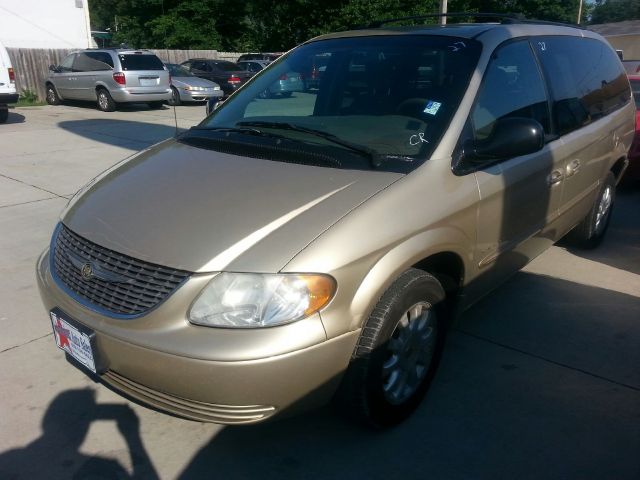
[80, 263, 93, 280]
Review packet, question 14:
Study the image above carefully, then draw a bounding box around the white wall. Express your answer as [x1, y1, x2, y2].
[0, 0, 93, 49]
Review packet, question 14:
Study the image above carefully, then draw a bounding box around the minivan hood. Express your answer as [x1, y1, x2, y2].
[63, 140, 402, 273]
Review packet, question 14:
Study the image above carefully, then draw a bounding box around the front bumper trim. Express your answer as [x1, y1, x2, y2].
[102, 370, 276, 424]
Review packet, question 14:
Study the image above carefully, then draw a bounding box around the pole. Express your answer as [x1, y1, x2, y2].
[577, 0, 583, 24]
[440, 0, 448, 25]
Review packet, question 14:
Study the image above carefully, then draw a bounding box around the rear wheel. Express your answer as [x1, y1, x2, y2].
[0, 107, 7, 124]
[337, 269, 446, 428]
[45, 84, 61, 105]
[565, 171, 616, 249]
[147, 101, 165, 110]
[96, 88, 116, 112]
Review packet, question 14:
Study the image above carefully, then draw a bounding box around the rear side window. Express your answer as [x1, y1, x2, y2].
[118, 54, 165, 71]
[472, 40, 550, 140]
[534, 36, 630, 135]
[86, 52, 114, 69]
[73, 52, 113, 72]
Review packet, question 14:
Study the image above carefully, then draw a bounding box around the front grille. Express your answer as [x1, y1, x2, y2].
[52, 224, 191, 316]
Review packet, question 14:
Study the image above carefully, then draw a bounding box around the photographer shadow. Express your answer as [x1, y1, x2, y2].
[0, 389, 158, 480]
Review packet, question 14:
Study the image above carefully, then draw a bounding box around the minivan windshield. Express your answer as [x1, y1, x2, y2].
[187, 35, 482, 173]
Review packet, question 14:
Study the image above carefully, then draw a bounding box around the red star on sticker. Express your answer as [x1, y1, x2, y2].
[55, 318, 71, 350]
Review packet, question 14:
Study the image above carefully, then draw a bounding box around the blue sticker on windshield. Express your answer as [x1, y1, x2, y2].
[423, 100, 442, 115]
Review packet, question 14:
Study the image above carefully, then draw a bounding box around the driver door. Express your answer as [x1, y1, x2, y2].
[466, 40, 565, 300]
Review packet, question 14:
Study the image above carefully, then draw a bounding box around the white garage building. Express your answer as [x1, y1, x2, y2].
[0, 0, 94, 49]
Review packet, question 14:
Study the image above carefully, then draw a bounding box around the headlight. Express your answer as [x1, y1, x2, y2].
[213, 86, 221, 90]
[189, 273, 336, 328]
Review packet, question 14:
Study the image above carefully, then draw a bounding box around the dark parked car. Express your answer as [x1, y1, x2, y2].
[237, 60, 269, 76]
[237, 52, 282, 63]
[180, 59, 251, 97]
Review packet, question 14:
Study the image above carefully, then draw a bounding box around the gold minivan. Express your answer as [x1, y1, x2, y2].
[37, 19, 634, 427]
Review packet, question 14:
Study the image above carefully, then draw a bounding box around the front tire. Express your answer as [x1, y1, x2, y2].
[338, 269, 446, 428]
[565, 171, 616, 249]
[96, 88, 116, 112]
[45, 84, 61, 105]
[168, 87, 181, 106]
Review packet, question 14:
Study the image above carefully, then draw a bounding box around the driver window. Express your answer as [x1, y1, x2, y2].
[59, 54, 75, 72]
[472, 41, 550, 140]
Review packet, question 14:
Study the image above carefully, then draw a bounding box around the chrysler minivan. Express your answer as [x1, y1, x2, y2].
[37, 19, 634, 427]
[45, 49, 171, 111]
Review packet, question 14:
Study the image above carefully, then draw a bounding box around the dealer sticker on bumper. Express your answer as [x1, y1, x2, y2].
[50, 311, 96, 373]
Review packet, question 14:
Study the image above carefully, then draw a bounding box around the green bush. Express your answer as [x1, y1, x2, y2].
[16, 89, 46, 107]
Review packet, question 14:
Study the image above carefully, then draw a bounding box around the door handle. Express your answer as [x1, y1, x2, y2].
[566, 159, 581, 177]
[548, 170, 563, 185]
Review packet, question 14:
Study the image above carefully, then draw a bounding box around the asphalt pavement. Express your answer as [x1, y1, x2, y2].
[0, 102, 638, 479]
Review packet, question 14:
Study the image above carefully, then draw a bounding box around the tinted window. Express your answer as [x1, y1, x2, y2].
[167, 64, 192, 77]
[192, 35, 482, 173]
[192, 61, 210, 72]
[118, 54, 165, 71]
[535, 36, 630, 135]
[472, 41, 550, 140]
[73, 52, 113, 72]
[213, 61, 241, 72]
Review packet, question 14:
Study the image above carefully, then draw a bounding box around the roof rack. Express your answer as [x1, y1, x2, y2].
[365, 12, 584, 30]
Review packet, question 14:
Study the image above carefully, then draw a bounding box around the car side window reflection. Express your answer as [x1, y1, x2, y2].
[472, 41, 550, 140]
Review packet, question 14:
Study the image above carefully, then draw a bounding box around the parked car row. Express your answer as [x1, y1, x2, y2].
[42, 50, 281, 112]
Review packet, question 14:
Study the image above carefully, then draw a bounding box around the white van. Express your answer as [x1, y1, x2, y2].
[0, 41, 18, 123]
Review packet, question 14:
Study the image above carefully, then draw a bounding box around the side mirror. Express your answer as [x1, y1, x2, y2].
[464, 117, 544, 164]
[49, 64, 58, 72]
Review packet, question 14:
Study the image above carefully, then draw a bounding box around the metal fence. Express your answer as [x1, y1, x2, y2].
[7, 48, 244, 101]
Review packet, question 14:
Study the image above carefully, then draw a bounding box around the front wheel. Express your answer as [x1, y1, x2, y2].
[45, 84, 61, 105]
[565, 171, 616, 249]
[167, 87, 181, 106]
[337, 269, 446, 428]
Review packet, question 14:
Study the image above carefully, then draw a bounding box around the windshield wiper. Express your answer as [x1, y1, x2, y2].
[187, 125, 287, 139]
[237, 121, 387, 168]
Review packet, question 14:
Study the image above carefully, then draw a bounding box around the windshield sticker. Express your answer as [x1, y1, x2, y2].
[409, 133, 429, 146]
[423, 101, 442, 115]
[448, 41, 466, 52]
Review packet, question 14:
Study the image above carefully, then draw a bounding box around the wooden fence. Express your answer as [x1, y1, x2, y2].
[7, 48, 244, 101]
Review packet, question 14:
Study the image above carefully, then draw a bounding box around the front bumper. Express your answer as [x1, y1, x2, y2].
[179, 88, 223, 102]
[109, 88, 172, 103]
[37, 249, 358, 424]
[0, 92, 19, 105]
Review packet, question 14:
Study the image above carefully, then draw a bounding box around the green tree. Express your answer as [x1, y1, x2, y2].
[88, 0, 585, 51]
[590, 0, 640, 24]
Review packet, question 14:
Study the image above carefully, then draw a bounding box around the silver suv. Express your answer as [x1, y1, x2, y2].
[45, 49, 171, 111]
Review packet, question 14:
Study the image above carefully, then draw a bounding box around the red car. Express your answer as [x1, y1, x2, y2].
[627, 75, 640, 180]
